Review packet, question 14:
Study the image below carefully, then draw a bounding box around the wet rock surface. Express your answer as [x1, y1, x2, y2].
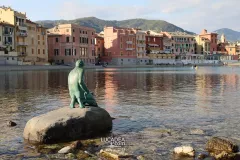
[23, 107, 112, 143]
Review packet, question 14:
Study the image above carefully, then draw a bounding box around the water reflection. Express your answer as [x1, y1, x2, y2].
[0, 67, 240, 159]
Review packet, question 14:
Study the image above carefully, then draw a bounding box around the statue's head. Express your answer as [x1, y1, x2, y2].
[75, 60, 84, 68]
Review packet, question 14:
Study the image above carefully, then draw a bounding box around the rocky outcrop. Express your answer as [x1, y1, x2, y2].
[206, 137, 239, 154]
[206, 137, 239, 159]
[23, 107, 112, 144]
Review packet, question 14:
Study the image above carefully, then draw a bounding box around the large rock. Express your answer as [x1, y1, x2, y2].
[206, 137, 239, 154]
[23, 107, 112, 143]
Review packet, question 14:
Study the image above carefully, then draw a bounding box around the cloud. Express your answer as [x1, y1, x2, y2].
[54, 0, 240, 33]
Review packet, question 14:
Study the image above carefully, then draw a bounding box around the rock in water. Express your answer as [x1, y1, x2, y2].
[23, 107, 112, 143]
[174, 146, 195, 157]
[206, 137, 239, 154]
[7, 121, 17, 127]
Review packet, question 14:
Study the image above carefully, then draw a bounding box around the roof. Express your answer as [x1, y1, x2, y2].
[0, 22, 14, 27]
[26, 19, 37, 25]
[164, 31, 194, 37]
[47, 33, 62, 36]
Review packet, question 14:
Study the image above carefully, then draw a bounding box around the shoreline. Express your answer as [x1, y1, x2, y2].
[0, 64, 224, 71]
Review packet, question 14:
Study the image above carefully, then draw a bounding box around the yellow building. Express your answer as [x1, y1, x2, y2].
[195, 35, 210, 55]
[26, 20, 48, 63]
[0, 6, 48, 64]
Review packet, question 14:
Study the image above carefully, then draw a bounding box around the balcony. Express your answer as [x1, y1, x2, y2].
[17, 32, 28, 37]
[4, 41, 13, 45]
[126, 48, 134, 51]
[137, 50, 146, 53]
[3, 31, 13, 35]
[137, 44, 146, 47]
[17, 42, 28, 46]
[126, 41, 133, 44]
[0, 51, 18, 56]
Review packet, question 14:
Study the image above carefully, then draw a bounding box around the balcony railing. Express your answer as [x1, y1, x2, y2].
[126, 41, 133, 44]
[137, 50, 146, 53]
[17, 42, 28, 46]
[17, 32, 28, 37]
[4, 41, 13, 45]
[137, 44, 146, 47]
[126, 48, 134, 51]
[3, 31, 13, 35]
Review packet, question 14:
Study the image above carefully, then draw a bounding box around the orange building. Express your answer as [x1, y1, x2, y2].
[198, 29, 218, 54]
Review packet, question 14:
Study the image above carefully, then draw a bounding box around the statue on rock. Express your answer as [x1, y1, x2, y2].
[68, 60, 98, 108]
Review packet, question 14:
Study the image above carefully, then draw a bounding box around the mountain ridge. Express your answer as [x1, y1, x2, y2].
[36, 16, 195, 34]
[214, 28, 240, 42]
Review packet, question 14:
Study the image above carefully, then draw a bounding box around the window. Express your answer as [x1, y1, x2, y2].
[56, 37, 59, 43]
[43, 49, 45, 54]
[66, 37, 69, 43]
[42, 36, 44, 41]
[120, 51, 123, 56]
[83, 31, 85, 34]
[0, 36, 1, 42]
[38, 35, 40, 40]
[32, 38, 34, 45]
[32, 48, 34, 54]
[80, 30, 82, 33]
[65, 49, 71, 56]
[98, 48, 100, 51]
[92, 32, 94, 35]
[86, 38, 88, 44]
[38, 49, 40, 54]
[12, 57, 14, 60]
[54, 49, 59, 56]
[73, 29, 75, 32]
[73, 37, 75, 42]
[86, 31, 88, 34]
[120, 43, 123, 49]
[74, 49, 76, 56]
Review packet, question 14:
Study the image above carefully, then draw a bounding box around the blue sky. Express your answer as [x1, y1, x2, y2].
[1, 0, 240, 33]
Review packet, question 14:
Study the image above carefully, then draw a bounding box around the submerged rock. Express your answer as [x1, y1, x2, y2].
[99, 148, 136, 159]
[174, 146, 195, 157]
[190, 128, 204, 135]
[23, 107, 112, 143]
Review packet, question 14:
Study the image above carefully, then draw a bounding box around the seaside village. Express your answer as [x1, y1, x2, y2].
[0, 6, 240, 66]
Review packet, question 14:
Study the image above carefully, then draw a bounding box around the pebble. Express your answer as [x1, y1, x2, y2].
[7, 121, 17, 127]
[58, 146, 71, 154]
[174, 146, 195, 157]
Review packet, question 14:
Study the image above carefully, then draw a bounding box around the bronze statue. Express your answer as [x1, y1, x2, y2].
[68, 60, 98, 108]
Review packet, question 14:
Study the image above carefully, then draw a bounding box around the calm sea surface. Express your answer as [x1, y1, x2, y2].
[0, 66, 240, 159]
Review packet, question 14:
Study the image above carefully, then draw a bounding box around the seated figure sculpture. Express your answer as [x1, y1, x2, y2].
[68, 60, 98, 108]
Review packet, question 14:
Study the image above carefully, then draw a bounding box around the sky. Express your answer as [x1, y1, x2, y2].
[1, 0, 240, 33]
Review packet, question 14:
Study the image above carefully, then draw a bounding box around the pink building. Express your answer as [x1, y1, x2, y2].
[104, 26, 140, 65]
[199, 29, 218, 54]
[47, 24, 96, 65]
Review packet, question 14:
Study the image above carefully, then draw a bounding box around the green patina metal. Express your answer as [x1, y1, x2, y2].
[68, 60, 98, 108]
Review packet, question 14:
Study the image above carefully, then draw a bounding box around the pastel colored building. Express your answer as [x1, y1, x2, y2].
[25, 19, 48, 63]
[47, 24, 96, 65]
[0, 6, 48, 64]
[95, 33, 104, 63]
[198, 29, 218, 54]
[195, 35, 211, 55]
[0, 22, 18, 65]
[136, 30, 148, 65]
[104, 26, 139, 65]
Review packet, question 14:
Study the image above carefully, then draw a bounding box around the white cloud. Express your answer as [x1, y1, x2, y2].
[54, 0, 240, 33]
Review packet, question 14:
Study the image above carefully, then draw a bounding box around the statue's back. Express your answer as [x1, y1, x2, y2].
[68, 68, 83, 92]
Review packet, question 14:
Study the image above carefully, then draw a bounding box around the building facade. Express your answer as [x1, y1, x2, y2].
[25, 20, 48, 63]
[95, 33, 104, 63]
[0, 22, 18, 65]
[195, 35, 211, 55]
[198, 29, 218, 54]
[48, 24, 96, 65]
[104, 26, 139, 65]
[136, 30, 148, 64]
[0, 6, 48, 64]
